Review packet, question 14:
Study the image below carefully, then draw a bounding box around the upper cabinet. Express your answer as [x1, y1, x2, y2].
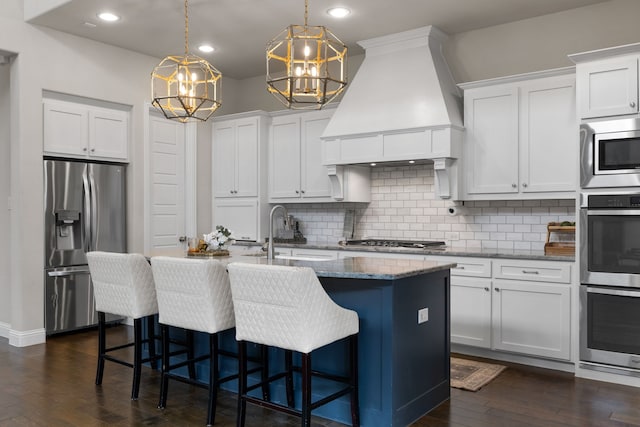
[211, 111, 269, 242]
[269, 108, 370, 203]
[570, 44, 640, 120]
[43, 99, 129, 162]
[576, 57, 638, 119]
[459, 69, 577, 200]
[213, 115, 267, 198]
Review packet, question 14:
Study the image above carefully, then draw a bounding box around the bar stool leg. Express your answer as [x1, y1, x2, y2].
[131, 318, 143, 400]
[261, 344, 270, 401]
[187, 329, 197, 380]
[207, 333, 219, 426]
[237, 341, 248, 427]
[146, 315, 158, 370]
[95, 311, 106, 386]
[350, 335, 360, 427]
[285, 349, 294, 408]
[158, 324, 171, 409]
[301, 353, 312, 427]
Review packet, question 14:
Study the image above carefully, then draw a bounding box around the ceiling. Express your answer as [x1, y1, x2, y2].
[26, 0, 609, 80]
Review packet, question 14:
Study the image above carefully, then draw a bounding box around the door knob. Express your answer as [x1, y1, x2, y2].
[179, 236, 187, 243]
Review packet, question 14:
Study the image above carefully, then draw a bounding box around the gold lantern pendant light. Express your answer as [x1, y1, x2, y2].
[151, 0, 222, 122]
[266, 0, 347, 110]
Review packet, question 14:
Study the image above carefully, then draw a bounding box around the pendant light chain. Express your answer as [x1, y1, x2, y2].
[304, 0, 309, 27]
[184, 0, 189, 55]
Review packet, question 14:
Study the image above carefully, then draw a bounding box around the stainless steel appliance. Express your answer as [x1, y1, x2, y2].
[579, 190, 640, 372]
[44, 158, 126, 335]
[581, 118, 640, 188]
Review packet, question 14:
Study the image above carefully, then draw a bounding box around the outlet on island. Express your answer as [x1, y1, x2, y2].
[417, 307, 429, 324]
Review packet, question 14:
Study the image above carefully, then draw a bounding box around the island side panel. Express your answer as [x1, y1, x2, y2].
[392, 269, 451, 426]
[319, 277, 395, 427]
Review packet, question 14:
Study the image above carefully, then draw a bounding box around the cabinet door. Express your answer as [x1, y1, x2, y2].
[301, 112, 332, 199]
[520, 76, 577, 193]
[212, 123, 237, 197]
[464, 86, 519, 194]
[213, 200, 258, 241]
[492, 279, 571, 360]
[270, 115, 301, 199]
[577, 57, 638, 119]
[89, 108, 129, 161]
[43, 100, 89, 157]
[235, 118, 259, 197]
[450, 276, 492, 348]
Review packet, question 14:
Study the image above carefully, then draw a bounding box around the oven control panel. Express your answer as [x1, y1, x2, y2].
[587, 194, 640, 208]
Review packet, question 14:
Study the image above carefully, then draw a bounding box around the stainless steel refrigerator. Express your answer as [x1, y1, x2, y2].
[44, 158, 126, 335]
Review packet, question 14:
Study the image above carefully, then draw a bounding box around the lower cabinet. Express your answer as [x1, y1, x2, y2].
[492, 278, 571, 360]
[432, 255, 573, 361]
[450, 276, 492, 348]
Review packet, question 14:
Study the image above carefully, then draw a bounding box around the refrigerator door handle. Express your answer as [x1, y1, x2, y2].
[82, 170, 91, 252]
[47, 268, 91, 277]
[89, 171, 98, 251]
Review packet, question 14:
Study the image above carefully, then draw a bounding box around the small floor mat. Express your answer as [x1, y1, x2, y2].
[450, 357, 506, 391]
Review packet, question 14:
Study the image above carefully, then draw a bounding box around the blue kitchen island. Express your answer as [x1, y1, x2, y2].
[150, 253, 454, 426]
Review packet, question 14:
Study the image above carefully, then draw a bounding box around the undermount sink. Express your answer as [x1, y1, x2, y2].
[274, 254, 334, 262]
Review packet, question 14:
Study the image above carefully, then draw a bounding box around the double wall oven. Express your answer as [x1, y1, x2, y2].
[580, 118, 640, 373]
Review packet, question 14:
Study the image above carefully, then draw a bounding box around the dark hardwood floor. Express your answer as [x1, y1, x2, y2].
[1, 324, 640, 426]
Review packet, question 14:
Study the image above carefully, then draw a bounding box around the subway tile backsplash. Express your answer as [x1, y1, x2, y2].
[282, 164, 576, 251]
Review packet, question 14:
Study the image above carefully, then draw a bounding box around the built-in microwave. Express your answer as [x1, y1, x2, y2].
[581, 118, 640, 188]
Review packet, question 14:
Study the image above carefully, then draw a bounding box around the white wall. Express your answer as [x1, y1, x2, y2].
[447, 0, 640, 83]
[0, 61, 9, 330]
[0, 1, 163, 343]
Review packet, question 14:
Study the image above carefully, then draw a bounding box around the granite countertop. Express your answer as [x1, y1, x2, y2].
[148, 249, 455, 280]
[234, 241, 575, 262]
[238, 255, 455, 280]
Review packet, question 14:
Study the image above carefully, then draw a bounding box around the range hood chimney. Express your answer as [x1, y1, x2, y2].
[322, 26, 464, 199]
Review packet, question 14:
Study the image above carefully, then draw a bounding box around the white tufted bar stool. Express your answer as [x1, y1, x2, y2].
[227, 262, 360, 427]
[86, 251, 162, 400]
[151, 256, 268, 426]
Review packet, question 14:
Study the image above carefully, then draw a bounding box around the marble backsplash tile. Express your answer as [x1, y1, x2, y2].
[282, 164, 576, 251]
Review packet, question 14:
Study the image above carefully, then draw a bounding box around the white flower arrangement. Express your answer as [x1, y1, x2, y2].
[202, 225, 235, 251]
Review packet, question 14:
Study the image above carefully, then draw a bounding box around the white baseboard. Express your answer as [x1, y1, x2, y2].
[0, 321, 9, 339]
[9, 328, 46, 347]
[451, 344, 575, 373]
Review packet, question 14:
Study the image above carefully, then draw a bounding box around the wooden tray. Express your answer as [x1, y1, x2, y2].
[544, 242, 575, 255]
[187, 249, 230, 257]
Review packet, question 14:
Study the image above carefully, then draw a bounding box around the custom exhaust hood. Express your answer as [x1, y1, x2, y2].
[321, 26, 464, 199]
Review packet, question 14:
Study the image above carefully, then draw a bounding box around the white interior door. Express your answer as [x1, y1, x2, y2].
[146, 110, 187, 254]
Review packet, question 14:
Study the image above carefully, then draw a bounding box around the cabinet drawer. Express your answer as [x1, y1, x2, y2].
[426, 256, 491, 277]
[493, 260, 571, 284]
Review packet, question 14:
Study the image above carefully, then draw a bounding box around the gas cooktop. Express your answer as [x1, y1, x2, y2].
[342, 239, 446, 249]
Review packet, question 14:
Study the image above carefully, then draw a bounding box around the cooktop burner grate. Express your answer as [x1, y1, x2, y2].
[343, 239, 446, 249]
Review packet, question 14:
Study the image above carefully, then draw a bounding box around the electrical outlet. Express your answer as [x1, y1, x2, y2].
[417, 307, 429, 324]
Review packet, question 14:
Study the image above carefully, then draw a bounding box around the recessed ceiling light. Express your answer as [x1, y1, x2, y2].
[327, 7, 351, 18]
[97, 12, 120, 22]
[198, 45, 215, 53]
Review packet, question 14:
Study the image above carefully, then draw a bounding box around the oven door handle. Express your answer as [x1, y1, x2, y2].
[587, 287, 640, 297]
[586, 209, 640, 216]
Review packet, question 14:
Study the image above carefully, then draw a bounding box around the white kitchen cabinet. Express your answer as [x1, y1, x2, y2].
[459, 69, 577, 200]
[213, 200, 260, 242]
[269, 109, 334, 201]
[450, 276, 492, 348]
[43, 99, 129, 161]
[426, 254, 573, 361]
[213, 115, 267, 198]
[492, 278, 571, 360]
[212, 111, 269, 242]
[290, 248, 339, 260]
[575, 56, 638, 119]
